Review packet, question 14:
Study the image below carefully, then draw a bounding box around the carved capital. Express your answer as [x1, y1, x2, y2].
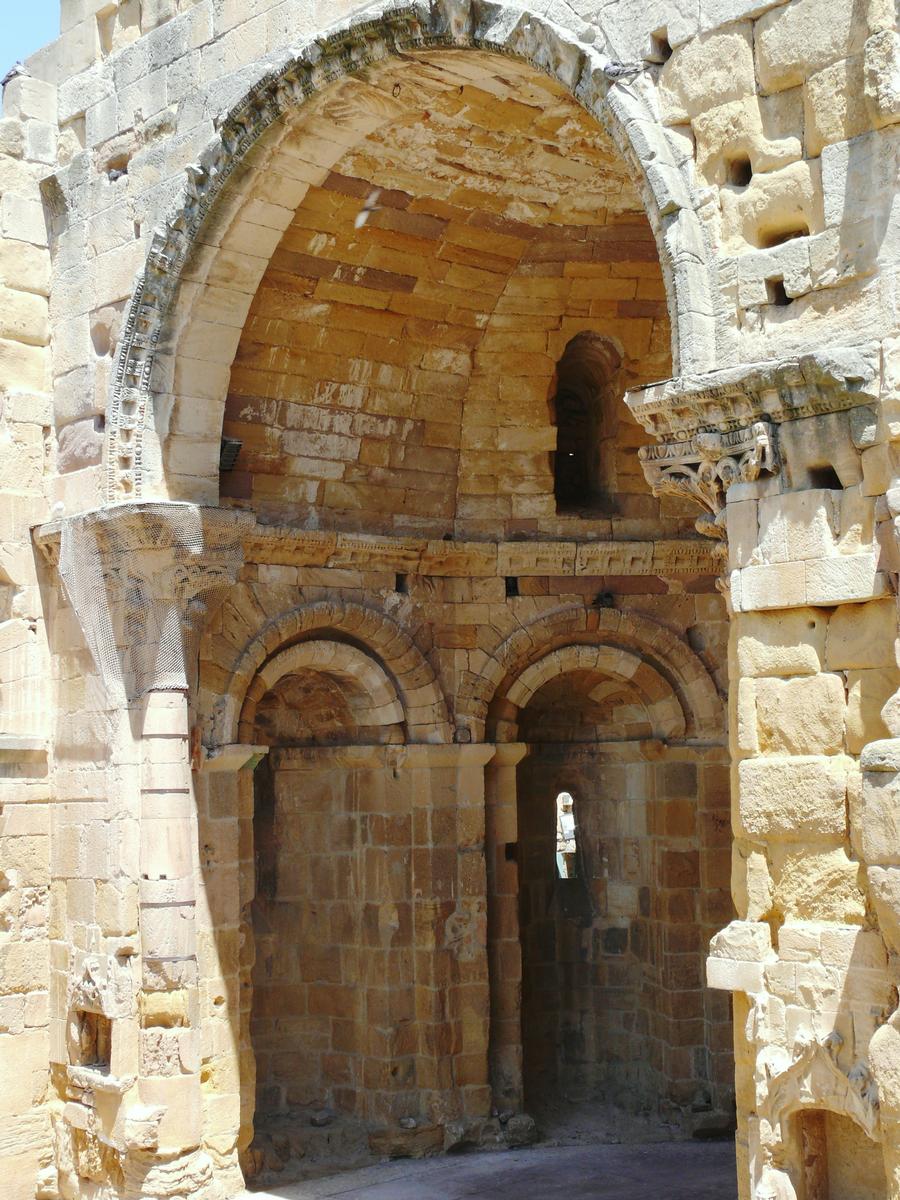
[639, 420, 779, 537]
[39, 503, 252, 702]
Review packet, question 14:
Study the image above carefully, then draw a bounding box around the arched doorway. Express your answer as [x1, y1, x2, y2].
[245, 639, 414, 1180]
[484, 638, 733, 1132]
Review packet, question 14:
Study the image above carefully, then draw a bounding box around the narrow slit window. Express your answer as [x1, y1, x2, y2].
[555, 791, 578, 878]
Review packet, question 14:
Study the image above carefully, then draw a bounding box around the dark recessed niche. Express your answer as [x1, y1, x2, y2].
[219, 437, 242, 471]
[394, 573, 408, 594]
[808, 465, 843, 490]
[505, 576, 520, 598]
[648, 29, 672, 61]
[76, 1011, 111, 1073]
[727, 157, 752, 187]
[766, 278, 792, 307]
[760, 225, 809, 248]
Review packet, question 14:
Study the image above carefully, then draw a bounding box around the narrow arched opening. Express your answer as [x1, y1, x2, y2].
[551, 334, 623, 514]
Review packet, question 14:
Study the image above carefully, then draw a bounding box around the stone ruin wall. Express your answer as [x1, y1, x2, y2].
[0, 1, 899, 1199]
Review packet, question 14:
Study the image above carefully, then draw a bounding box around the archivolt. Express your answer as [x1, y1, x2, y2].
[495, 642, 687, 742]
[210, 600, 451, 746]
[106, 0, 715, 502]
[458, 605, 723, 742]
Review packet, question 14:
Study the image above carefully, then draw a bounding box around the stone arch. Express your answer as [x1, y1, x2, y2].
[494, 642, 686, 742]
[105, 0, 717, 503]
[210, 599, 451, 746]
[458, 605, 723, 742]
[246, 638, 405, 743]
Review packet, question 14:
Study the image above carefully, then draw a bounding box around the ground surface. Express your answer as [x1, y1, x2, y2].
[245, 1139, 738, 1199]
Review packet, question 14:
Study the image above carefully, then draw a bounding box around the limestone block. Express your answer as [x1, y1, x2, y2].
[733, 844, 774, 920]
[659, 22, 756, 122]
[825, 599, 898, 668]
[859, 769, 900, 864]
[867, 865, 900, 953]
[0, 118, 25, 158]
[864, 30, 900, 126]
[754, 673, 846, 755]
[819, 924, 888, 968]
[836, 487, 875, 554]
[55, 420, 102, 475]
[0, 239, 50, 297]
[709, 919, 774, 961]
[1, 77, 56, 125]
[868, 1016, 900, 1110]
[720, 159, 822, 252]
[737, 678, 760, 754]
[0, 195, 47, 249]
[755, 0, 894, 92]
[757, 490, 839, 564]
[726, 498, 759, 570]
[706, 957, 764, 993]
[736, 561, 806, 611]
[805, 552, 889, 606]
[738, 755, 849, 841]
[777, 922, 821, 961]
[735, 608, 826, 677]
[805, 55, 870, 157]
[0, 285, 48, 348]
[0, 1029, 46, 1117]
[693, 95, 802, 187]
[769, 844, 866, 923]
[846, 668, 899, 753]
[0, 338, 47, 392]
[860, 441, 896, 496]
[24, 121, 56, 166]
[138, 1075, 202, 1154]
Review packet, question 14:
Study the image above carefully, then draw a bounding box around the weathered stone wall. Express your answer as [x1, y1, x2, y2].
[0, 66, 55, 1200]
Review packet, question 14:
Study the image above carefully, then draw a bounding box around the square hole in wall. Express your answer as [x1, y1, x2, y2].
[75, 1011, 112, 1073]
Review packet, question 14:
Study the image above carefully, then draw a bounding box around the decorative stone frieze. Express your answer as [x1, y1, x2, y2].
[240, 527, 725, 575]
[639, 420, 779, 537]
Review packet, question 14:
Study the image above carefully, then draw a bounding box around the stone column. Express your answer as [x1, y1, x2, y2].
[484, 743, 528, 1115]
[39, 502, 249, 1199]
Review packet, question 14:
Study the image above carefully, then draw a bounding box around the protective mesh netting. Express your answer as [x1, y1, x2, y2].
[58, 504, 240, 705]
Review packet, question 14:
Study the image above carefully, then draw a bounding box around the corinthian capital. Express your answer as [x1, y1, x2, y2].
[638, 420, 779, 537]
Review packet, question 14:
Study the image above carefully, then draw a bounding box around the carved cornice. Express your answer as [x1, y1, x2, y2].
[626, 343, 881, 440]
[639, 420, 779, 538]
[243, 526, 725, 575]
[37, 519, 726, 577]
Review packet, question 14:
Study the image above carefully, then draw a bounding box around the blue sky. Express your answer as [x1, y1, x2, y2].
[1, 5, 61, 74]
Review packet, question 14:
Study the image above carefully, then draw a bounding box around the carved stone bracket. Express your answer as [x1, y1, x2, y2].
[639, 420, 779, 537]
[38, 503, 253, 703]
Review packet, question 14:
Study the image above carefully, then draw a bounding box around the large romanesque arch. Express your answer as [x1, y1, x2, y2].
[104, 0, 717, 504]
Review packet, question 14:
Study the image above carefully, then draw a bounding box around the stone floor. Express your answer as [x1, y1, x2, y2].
[246, 1139, 738, 1199]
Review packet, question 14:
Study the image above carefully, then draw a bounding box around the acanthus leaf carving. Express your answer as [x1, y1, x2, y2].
[638, 419, 779, 538]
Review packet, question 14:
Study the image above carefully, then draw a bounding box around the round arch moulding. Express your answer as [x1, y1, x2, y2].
[207, 599, 452, 747]
[244, 638, 406, 734]
[457, 604, 723, 743]
[495, 642, 687, 743]
[105, 0, 717, 503]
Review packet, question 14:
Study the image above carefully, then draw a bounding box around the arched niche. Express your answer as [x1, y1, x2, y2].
[104, 1, 716, 507]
